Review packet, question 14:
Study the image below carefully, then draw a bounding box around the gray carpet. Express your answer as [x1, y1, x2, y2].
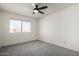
[0, 40, 79, 56]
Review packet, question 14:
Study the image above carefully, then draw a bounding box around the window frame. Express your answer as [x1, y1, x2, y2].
[9, 18, 31, 33]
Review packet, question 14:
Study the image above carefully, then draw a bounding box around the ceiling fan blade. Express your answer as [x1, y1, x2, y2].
[38, 10, 44, 14]
[35, 5, 38, 8]
[32, 3, 36, 8]
[32, 12, 35, 14]
[38, 6, 48, 10]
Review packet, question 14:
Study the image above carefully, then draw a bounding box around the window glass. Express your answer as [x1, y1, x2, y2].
[22, 21, 31, 32]
[10, 19, 31, 33]
[10, 20, 21, 33]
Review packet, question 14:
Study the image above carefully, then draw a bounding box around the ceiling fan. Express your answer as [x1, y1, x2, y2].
[32, 3, 48, 14]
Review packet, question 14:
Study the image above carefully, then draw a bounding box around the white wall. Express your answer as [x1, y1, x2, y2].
[39, 4, 79, 52]
[1, 11, 38, 46]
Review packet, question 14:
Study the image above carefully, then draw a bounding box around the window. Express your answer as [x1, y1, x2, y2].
[10, 20, 21, 33]
[10, 19, 31, 33]
[22, 21, 31, 32]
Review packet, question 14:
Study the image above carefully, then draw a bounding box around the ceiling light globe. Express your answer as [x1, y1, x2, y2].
[34, 10, 38, 13]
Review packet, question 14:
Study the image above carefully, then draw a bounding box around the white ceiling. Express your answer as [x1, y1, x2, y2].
[0, 3, 78, 19]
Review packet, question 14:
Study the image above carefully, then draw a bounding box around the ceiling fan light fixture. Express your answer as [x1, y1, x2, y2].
[34, 10, 38, 13]
[32, 4, 48, 14]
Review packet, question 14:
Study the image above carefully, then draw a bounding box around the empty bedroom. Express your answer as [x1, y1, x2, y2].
[0, 3, 79, 56]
